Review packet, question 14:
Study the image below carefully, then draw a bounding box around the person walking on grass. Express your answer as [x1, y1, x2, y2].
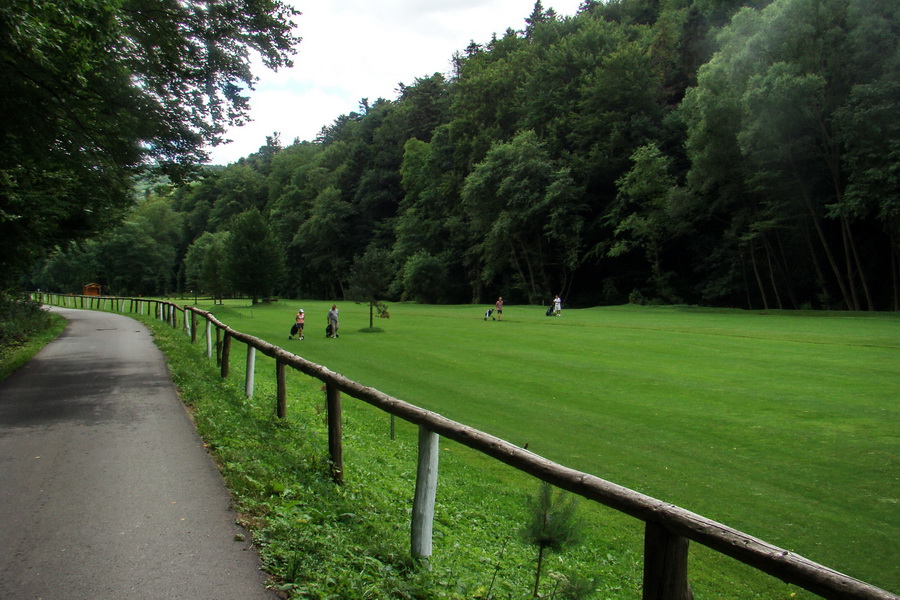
[495, 296, 503, 321]
[289, 308, 305, 340]
[327, 304, 339, 338]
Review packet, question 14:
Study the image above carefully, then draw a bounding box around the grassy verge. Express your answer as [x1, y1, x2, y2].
[183, 300, 897, 595]
[134, 299, 900, 600]
[146, 315, 646, 599]
[0, 296, 67, 381]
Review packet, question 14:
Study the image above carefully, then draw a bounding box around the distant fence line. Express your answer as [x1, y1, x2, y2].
[33, 292, 898, 600]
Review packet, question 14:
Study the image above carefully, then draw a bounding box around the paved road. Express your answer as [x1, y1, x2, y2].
[0, 307, 276, 599]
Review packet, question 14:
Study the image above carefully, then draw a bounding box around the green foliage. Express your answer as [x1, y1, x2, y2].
[609, 143, 683, 301]
[0, 293, 65, 380]
[347, 246, 395, 327]
[140, 298, 898, 597]
[0, 0, 300, 286]
[522, 482, 583, 597]
[680, 0, 900, 310]
[400, 251, 451, 303]
[461, 130, 585, 303]
[225, 209, 286, 302]
[184, 232, 231, 302]
[141, 307, 631, 599]
[26, 0, 900, 311]
[0, 292, 56, 347]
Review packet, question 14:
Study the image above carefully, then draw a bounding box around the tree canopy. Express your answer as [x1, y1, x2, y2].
[1, 0, 300, 286]
[27, 0, 900, 311]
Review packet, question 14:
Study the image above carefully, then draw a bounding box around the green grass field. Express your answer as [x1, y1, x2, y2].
[186, 299, 899, 596]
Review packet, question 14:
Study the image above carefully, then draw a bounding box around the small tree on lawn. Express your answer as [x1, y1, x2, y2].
[347, 246, 395, 329]
[522, 481, 582, 598]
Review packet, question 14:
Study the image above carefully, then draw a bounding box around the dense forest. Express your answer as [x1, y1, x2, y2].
[29, 0, 900, 311]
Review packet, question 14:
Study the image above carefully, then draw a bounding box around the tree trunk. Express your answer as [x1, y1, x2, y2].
[803, 224, 829, 307]
[763, 237, 783, 309]
[509, 242, 530, 300]
[516, 240, 540, 304]
[844, 218, 875, 310]
[774, 232, 800, 309]
[740, 249, 754, 310]
[533, 545, 545, 598]
[749, 242, 769, 310]
[801, 189, 854, 310]
[892, 239, 900, 312]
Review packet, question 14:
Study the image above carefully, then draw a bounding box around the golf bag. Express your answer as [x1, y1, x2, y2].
[546, 305, 553, 316]
[325, 323, 333, 337]
[484, 308, 494, 320]
[290, 323, 301, 336]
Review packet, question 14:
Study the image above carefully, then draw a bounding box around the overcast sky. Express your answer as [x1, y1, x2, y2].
[207, 0, 585, 164]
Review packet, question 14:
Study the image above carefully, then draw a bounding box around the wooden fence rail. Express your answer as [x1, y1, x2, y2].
[32, 292, 898, 600]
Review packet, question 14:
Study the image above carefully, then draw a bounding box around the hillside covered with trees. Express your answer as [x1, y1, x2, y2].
[29, 0, 900, 311]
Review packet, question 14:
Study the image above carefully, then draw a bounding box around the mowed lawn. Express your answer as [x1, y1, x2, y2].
[202, 300, 899, 594]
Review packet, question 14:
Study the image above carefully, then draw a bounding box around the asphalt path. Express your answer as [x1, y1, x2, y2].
[0, 307, 276, 599]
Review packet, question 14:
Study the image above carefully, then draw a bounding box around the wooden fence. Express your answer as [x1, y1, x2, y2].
[33, 292, 898, 600]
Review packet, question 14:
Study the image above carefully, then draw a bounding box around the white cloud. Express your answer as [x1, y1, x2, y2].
[208, 0, 584, 164]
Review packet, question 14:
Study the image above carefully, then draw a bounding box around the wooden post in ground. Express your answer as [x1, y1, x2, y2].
[190, 310, 197, 343]
[206, 320, 213, 359]
[245, 347, 256, 397]
[642, 521, 693, 600]
[326, 382, 343, 483]
[411, 426, 440, 561]
[276, 360, 287, 419]
[215, 327, 222, 365]
[220, 332, 231, 378]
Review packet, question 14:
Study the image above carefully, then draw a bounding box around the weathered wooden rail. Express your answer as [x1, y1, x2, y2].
[34, 292, 898, 600]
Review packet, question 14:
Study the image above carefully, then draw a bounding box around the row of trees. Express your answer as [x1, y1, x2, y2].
[30, 0, 900, 310]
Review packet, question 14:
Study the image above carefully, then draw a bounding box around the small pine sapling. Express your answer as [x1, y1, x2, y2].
[521, 481, 582, 598]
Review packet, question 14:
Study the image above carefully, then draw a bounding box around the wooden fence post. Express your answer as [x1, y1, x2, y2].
[411, 426, 440, 561]
[643, 521, 694, 600]
[276, 360, 287, 419]
[326, 382, 343, 483]
[190, 310, 197, 344]
[220, 332, 231, 378]
[215, 327, 222, 365]
[206, 320, 213, 359]
[245, 346, 256, 397]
